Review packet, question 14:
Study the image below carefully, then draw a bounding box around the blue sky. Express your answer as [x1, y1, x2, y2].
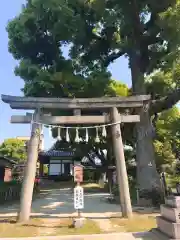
[0, 1, 178, 150]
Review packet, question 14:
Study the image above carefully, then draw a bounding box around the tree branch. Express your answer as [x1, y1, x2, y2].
[103, 50, 125, 67]
[150, 88, 180, 115]
[143, 36, 163, 46]
[144, 13, 157, 32]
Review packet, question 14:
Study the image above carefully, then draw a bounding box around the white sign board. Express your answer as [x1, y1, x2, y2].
[74, 186, 84, 210]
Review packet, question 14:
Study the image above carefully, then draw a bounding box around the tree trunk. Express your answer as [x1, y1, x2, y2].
[129, 52, 161, 194]
[135, 109, 161, 191]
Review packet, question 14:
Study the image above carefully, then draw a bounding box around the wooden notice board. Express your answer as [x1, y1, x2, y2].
[74, 165, 83, 183]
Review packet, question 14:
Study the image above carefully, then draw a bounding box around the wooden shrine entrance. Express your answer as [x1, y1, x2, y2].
[1, 94, 151, 222]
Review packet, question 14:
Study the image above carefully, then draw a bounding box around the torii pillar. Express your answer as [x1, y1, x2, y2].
[110, 107, 132, 218]
[18, 112, 41, 223]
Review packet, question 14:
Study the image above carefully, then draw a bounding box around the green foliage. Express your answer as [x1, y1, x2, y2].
[153, 106, 180, 172]
[159, 0, 180, 51]
[6, 0, 109, 97]
[167, 174, 180, 187]
[43, 164, 49, 175]
[156, 107, 180, 141]
[6, 0, 179, 107]
[0, 180, 20, 188]
[139, 188, 164, 207]
[146, 70, 179, 99]
[5, 0, 180, 193]
[107, 80, 130, 97]
[7, 0, 179, 89]
[0, 138, 27, 163]
[0, 181, 22, 204]
[145, 70, 180, 173]
[154, 140, 176, 173]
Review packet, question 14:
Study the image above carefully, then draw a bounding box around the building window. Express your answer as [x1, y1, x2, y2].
[49, 159, 73, 176]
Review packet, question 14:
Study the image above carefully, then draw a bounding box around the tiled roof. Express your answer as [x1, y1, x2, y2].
[39, 150, 75, 157]
[39, 149, 106, 167]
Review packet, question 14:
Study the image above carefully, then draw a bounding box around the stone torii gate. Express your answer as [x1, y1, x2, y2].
[1, 94, 151, 222]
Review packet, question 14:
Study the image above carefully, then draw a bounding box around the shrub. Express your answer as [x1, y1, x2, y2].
[0, 181, 22, 204]
[0, 180, 38, 204]
[167, 175, 180, 188]
[112, 183, 137, 204]
[139, 188, 164, 207]
[0, 181, 21, 190]
[112, 184, 119, 196]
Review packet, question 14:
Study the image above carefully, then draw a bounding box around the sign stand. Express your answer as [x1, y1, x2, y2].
[77, 183, 81, 219]
[73, 165, 85, 228]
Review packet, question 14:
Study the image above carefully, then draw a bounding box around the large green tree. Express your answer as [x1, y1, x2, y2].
[7, 0, 180, 194]
[0, 138, 27, 163]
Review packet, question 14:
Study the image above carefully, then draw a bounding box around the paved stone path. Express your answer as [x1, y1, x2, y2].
[0, 187, 157, 239]
[0, 188, 122, 218]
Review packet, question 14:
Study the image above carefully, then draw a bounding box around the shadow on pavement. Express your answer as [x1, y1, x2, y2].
[133, 231, 157, 239]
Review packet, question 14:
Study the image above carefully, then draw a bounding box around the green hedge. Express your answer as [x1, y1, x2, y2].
[0, 181, 22, 204]
[0, 181, 40, 204]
